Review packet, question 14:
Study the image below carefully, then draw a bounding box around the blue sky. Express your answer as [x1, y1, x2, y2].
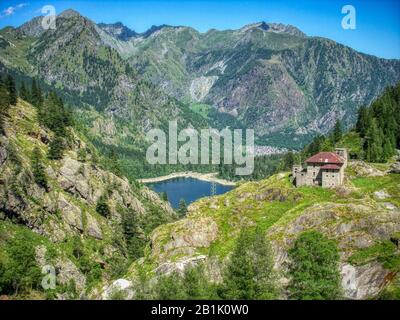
[0, 0, 399, 59]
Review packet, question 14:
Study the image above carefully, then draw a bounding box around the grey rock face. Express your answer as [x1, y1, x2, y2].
[58, 194, 83, 231]
[154, 255, 207, 276]
[55, 257, 87, 293]
[389, 161, 400, 174]
[86, 213, 103, 239]
[341, 262, 392, 299]
[151, 217, 218, 261]
[102, 279, 133, 300]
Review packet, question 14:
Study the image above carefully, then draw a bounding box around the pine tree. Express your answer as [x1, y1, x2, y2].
[5, 75, 17, 105]
[122, 209, 146, 259]
[19, 82, 29, 101]
[332, 120, 342, 144]
[160, 192, 168, 202]
[219, 228, 278, 300]
[31, 146, 47, 188]
[182, 264, 214, 299]
[281, 151, 295, 171]
[366, 119, 383, 162]
[355, 83, 400, 162]
[252, 228, 278, 299]
[30, 79, 43, 107]
[287, 231, 341, 300]
[47, 133, 65, 160]
[108, 149, 122, 176]
[320, 136, 334, 151]
[177, 198, 187, 217]
[220, 229, 256, 299]
[356, 105, 368, 137]
[96, 193, 110, 217]
[0, 81, 9, 132]
[303, 135, 326, 159]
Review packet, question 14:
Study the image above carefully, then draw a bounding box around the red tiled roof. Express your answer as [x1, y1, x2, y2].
[306, 152, 344, 164]
[320, 164, 341, 170]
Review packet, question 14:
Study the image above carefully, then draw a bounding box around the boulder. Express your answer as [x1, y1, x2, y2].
[86, 213, 103, 239]
[55, 258, 86, 293]
[151, 217, 218, 260]
[154, 255, 207, 276]
[102, 279, 133, 300]
[389, 161, 400, 174]
[341, 262, 392, 299]
[374, 190, 390, 200]
[58, 194, 83, 231]
[349, 161, 385, 177]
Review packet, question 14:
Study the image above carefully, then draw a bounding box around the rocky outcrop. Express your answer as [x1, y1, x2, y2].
[348, 161, 385, 177]
[268, 202, 400, 299]
[389, 161, 400, 174]
[154, 255, 208, 276]
[341, 262, 393, 299]
[86, 213, 103, 239]
[151, 217, 218, 261]
[58, 194, 83, 231]
[102, 279, 133, 300]
[35, 245, 86, 295]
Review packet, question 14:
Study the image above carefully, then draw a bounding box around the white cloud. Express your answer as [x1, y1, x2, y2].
[1, 3, 28, 18]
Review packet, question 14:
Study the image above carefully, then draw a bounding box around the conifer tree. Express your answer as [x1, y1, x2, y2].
[31, 146, 47, 188]
[96, 193, 110, 217]
[220, 228, 277, 300]
[354, 83, 400, 162]
[366, 119, 383, 162]
[5, 74, 17, 105]
[252, 228, 278, 299]
[356, 105, 368, 137]
[19, 82, 29, 101]
[30, 79, 43, 107]
[47, 133, 65, 160]
[108, 149, 122, 176]
[332, 120, 342, 144]
[281, 151, 295, 171]
[220, 229, 255, 299]
[182, 264, 213, 299]
[287, 231, 341, 300]
[178, 198, 187, 217]
[155, 272, 186, 300]
[0, 79, 10, 132]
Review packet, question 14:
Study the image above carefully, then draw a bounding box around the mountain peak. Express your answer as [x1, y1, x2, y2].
[141, 24, 176, 38]
[97, 21, 137, 41]
[241, 21, 306, 37]
[58, 9, 82, 19]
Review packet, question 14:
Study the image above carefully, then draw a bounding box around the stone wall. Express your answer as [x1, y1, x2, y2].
[322, 170, 341, 188]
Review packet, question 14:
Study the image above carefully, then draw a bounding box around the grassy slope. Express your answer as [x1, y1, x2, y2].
[129, 159, 400, 290]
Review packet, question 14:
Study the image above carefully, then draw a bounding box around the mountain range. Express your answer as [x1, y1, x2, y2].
[0, 9, 399, 166]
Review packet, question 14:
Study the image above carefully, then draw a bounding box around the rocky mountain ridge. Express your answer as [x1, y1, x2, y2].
[0, 98, 175, 298]
[2, 9, 399, 150]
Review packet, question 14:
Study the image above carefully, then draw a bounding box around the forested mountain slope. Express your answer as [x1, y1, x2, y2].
[0, 91, 176, 298]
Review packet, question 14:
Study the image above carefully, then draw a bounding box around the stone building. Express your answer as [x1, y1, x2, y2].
[292, 148, 347, 188]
